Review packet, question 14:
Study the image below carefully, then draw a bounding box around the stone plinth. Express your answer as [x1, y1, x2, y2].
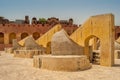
[33, 55, 91, 71]
[14, 50, 43, 58]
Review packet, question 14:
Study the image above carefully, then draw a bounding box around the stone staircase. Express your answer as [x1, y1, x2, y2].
[92, 50, 100, 64]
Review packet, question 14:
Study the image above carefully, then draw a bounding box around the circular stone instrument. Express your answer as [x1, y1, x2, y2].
[39, 55, 91, 71]
[34, 29, 92, 71]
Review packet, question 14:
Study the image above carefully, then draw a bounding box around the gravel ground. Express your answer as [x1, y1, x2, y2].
[0, 51, 120, 80]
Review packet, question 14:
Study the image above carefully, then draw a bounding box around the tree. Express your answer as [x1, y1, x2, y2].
[39, 18, 47, 24]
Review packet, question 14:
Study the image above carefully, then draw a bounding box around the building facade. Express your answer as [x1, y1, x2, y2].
[0, 16, 78, 50]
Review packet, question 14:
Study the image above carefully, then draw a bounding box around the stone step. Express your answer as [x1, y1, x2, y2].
[93, 55, 100, 58]
[92, 51, 100, 64]
[92, 61, 100, 64]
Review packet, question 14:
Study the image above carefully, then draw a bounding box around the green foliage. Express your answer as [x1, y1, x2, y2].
[39, 18, 47, 24]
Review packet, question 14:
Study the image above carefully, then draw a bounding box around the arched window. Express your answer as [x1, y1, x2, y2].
[0, 32, 4, 44]
[33, 32, 40, 40]
[21, 32, 29, 39]
[9, 33, 16, 44]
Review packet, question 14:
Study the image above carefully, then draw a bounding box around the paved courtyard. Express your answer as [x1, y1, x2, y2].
[0, 51, 120, 80]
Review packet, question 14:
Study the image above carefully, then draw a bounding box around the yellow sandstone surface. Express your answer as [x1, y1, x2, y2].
[70, 14, 115, 66]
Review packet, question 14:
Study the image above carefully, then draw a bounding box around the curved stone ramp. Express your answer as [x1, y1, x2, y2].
[51, 29, 84, 55]
[36, 24, 62, 47]
[18, 35, 31, 46]
[18, 35, 44, 50]
[24, 35, 45, 50]
[12, 39, 22, 49]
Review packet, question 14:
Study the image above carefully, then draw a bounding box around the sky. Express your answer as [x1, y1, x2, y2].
[0, 0, 120, 25]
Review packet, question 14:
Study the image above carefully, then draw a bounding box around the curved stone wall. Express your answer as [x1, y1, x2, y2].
[38, 55, 91, 71]
[51, 29, 84, 55]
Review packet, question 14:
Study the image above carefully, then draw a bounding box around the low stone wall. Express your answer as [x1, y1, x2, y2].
[4, 48, 14, 54]
[33, 55, 91, 71]
[14, 50, 43, 58]
[114, 50, 120, 59]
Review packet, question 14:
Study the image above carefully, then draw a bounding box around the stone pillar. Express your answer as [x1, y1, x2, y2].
[4, 33, 9, 44]
[16, 33, 21, 41]
[24, 16, 30, 24]
[100, 38, 114, 66]
[93, 37, 98, 50]
[100, 15, 115, 66]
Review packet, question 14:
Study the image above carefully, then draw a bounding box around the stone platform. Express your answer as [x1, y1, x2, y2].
[14, 50, 43, 58]
[33, 55, 91, 71]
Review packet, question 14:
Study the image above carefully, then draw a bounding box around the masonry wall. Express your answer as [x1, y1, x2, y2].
[0, 24, 78, 50]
